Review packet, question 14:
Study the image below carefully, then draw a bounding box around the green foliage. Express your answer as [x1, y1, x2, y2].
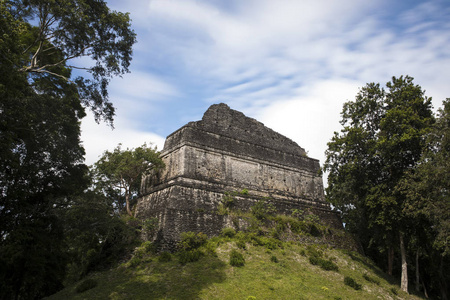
[236, 240, 247, 250]
[4, 0, 136, 124]
[179, 249, 203, 264]
[179, 232, 208, 251]
[362, 273, 380, 285]
[0, 1, 136, 298]
[128, 256, 142, 268]
[158, 252, 172, 262]
[291, 209, 305, 219]
[390, 287, 398, 295]
[270, 255, 279, 263]
[143, 218, 159, 234]
[221, 227, 236, 238]
[63, 191, 139, 283]
[324, 75, 436, 292]
[240, 189, 249, 195]
[93, 143, 164, 216]
[344, 276, 362, 290]
[306, 245, 324, 258]
[75, 279, 98, 294]
[251, 198, 277, 220]
[230, 249, 245, 267]
[309, 256, 339, 272]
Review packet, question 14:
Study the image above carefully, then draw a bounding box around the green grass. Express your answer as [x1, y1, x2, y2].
[47, 237, 421, 300]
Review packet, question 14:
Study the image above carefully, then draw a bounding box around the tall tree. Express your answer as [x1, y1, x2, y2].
[324, 76, 434, 293]
[0, 1, 136, 298]
[399, 99, 450, 299]
[93, 143, 165, 216]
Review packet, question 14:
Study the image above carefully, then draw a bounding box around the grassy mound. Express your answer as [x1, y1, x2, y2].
[47, 232, 420, 300]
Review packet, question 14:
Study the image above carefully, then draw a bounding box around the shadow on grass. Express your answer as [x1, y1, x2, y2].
[342, 250, 398, 286]
[106, 255, 228, 300]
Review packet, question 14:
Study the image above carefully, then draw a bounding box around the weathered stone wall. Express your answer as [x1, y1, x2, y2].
[135, 103, 341, 248]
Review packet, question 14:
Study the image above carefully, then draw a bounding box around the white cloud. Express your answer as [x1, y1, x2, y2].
[254, 78, 360, 164]
[81, 0, 450, 181]
[81, 111, 165, 166]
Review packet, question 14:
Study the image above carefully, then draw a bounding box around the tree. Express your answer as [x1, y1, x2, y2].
[93, 143, 165, 216]
[0, 1, 136, 298]
[399, 99, 450, 299]
[324, 76, 435, 293]
[4, 0, 136, 124]
[62, 190, 138, 284]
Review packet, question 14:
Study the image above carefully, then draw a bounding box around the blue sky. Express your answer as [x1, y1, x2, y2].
[81, 0, 450, 184]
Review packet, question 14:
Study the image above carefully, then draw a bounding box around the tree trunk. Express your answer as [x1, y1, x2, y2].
[421, 279, 429, 299]
[439, 255, 448, 300]
[400, 232, 408, 293]
[388, 246, 394, 276]
[415, 248, 420, 293]
[125, 193, 132, 216]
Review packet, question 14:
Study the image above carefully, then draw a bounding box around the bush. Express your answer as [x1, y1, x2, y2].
[128, 256, 141, 268]
[179, 232, 208, 251]
[179, 249, 203, 264]
[251, 199, 276, 220]
[309, 223, 322, 237]
[306, 245, 323, 258]
[270, 255, 279, 263]
[390, 287, 398, 295]
[230, 249, 245, 267]
[142, 218, 158, 234]
[309, 256, 339, 271]
[75, 279, 98, 293]
[221, 227, 236, 238]
[158, 251, 172, 262]
[240, 189, 249, 195]
[363, 273, 380, 285]
[236, 240, 246, 250]
[344, 276, 362, 290]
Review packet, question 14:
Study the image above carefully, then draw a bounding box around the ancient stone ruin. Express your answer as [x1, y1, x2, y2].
[136, 103, 340, 247]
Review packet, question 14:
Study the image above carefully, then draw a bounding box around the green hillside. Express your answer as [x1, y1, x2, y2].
[47, 230, 423, 300]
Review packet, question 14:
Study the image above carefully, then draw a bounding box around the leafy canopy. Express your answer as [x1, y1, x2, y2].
[3, 0, 136, 124]
[93, 143, 165, 216]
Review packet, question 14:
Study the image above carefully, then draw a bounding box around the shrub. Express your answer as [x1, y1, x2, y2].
[309, 223, 322, 237]
[363, 273, 380, 285]
[179, 249, 203, 264]
[390, 287, 398, 295]
[240, 189, 249, 195]
[179, 232, 208, 251]
[75, 279, 98, 293]
[291, 209, 304, 219]
[257, 236, 281, 250]
[230, 249, 245, 267]
[158, 251, 172, 262]
[236, 240, 246, 250]
[344, 276, 362, 290]
[309, 256, 339, 271]
[128, 256, 141, 268]
[142, 218, 158, 234]
[221, 227, 236, 238]
[270, 255, 279, 263]
[251, 199, 276, 220]
[306, 245, 323, 258]
[222, 192, 235, 208]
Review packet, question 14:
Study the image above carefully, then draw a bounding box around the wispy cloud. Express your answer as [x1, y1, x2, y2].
[82, 0, 450, 179]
